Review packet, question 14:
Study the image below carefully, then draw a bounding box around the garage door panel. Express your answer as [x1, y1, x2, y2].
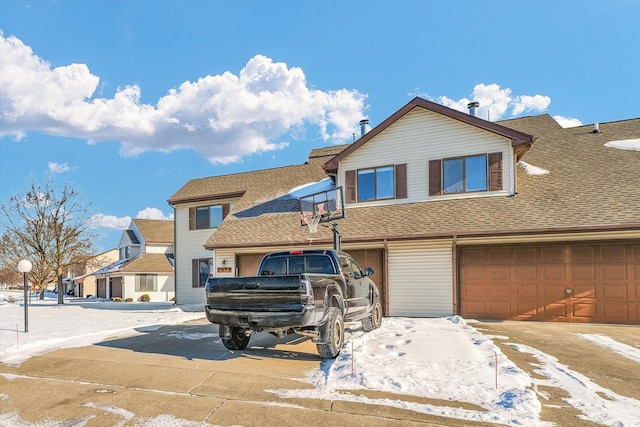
[572, 303, 596, 321]
[513, 265, 537, 281]
[460, 265, 484, 282]
[601, 284, 627, 299]
[543, 284, 566, 299]
[542, 246, 565, 263]
[514, 248, 536, 263]
[543, 265, 565, 280]
[490, 302, 510, 316]
[573, 284, 596, 298]
[513, 303, 539, 319]
[487, 248, 510, 264]
[572, 246, 596, 262]
[600, 303, 629, 321]
[601, 265, 627, 281]
[460, 241, 639, 324]
[600, 245, 626, 262]
[513, 284, 537, 299]
[543, 303, 568, 318]
[572, 265, 596, 281]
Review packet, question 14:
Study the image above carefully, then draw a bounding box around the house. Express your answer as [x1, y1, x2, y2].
[68, 248, 119, 297]
[168, 97, 640, 324]
[94, 219, 175, 302]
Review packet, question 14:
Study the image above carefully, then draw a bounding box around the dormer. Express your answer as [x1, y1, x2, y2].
[324, 97, 535, 207]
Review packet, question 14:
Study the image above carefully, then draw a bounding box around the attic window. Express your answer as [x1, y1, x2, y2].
[430, 153, 502, 195]
[345, 164, 407, 203]
[189, 203, 230, 230]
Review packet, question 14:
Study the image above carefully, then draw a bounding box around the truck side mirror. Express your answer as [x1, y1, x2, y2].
[364, 267, 374, 276]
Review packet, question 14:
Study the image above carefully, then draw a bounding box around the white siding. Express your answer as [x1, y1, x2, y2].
[340, 107, 514, 207]
[387, 240, 453, 317]
[174, 204, 216, 304]
[122, 274, 175, 302]
[146, 244, 172, 254]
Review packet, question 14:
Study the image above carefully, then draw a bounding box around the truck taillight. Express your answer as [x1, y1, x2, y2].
[300, 277, 313, 305]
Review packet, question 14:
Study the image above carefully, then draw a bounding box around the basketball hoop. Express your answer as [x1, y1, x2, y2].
[301, 212, 321, 234]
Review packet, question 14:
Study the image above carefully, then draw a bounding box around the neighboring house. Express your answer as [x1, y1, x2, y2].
[168, 97, 640, 324]
[68, 248, 119, 297]
[94, 219, 175, 302]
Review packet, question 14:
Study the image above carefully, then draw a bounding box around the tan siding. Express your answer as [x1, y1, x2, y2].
[340, 108, 514, 207]
[387, 240, 453, 317]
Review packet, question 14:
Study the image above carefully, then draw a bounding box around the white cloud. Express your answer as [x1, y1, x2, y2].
[0, 32, 366, 164]
[417, 83, 551, 121]
[553, 115, 583, 128]
[88, 213, 131, 230]
[47, 162, 70, 173]
[135, 207, 173, 221]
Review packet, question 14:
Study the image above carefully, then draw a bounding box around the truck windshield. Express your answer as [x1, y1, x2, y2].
[260, 255, 335, 276]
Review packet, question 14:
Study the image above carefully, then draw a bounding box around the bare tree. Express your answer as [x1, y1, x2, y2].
[0, 179, 96, 304]
[0, 232, 56, 298]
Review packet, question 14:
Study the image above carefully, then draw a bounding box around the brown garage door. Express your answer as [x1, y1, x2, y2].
[236, 253, 269, 277]
[349, 249, 386, 315]
[459, 241, 640, 324]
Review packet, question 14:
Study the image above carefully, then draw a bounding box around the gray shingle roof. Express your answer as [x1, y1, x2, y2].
[133, 219, 174, 244]
[170, 114, 639, 249]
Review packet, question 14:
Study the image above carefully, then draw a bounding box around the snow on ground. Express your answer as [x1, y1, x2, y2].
[0, 291, 204, 365]
[578, 333, 640, 364]
[2, 290, 640, 426]
[510, 344, 640, 427]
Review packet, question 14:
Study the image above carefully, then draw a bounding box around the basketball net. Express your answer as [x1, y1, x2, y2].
[302, 212, 321, 233]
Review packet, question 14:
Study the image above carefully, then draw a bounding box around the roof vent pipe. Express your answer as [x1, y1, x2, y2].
[593, 123, 600, 133]
[467, 101, 480, 117]
[359, 119, 370, 137]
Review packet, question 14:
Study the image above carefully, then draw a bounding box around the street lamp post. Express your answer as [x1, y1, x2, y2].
[18, 259, 32, 333]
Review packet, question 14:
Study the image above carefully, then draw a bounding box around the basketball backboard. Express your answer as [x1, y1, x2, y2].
[299, 186, 345, 228]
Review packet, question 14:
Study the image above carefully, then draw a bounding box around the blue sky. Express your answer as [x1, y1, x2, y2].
[1, 0, 639, 252]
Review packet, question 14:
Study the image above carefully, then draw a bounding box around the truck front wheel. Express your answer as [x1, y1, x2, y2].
[316, 307, 344, 359]
[362, 301, 383, 332]
[220, 325, 250, 350]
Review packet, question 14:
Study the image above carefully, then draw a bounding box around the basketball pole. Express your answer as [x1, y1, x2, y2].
[332, 223, 342, 251]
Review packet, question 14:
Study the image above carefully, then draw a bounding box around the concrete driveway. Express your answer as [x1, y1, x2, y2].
[1, 319, 638, 426]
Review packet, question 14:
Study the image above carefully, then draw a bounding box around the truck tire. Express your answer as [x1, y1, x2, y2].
[362, 301, 383, 332]
[220, 325, 250, 350]
[316, 307, 344, 359]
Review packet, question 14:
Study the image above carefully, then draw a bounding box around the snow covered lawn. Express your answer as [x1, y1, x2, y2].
[2, 291, 639, 426]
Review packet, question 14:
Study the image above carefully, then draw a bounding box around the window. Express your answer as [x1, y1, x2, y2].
[135, 274, 157, 292]
[430, 152, 502, 196]
[443, 154, 487, 193]
[192, 258, 213, 288]
[345, 164, 407, 203]
[189, 203, 230, 230]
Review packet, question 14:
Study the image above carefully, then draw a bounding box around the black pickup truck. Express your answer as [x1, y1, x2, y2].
[204, 249, 382, 358]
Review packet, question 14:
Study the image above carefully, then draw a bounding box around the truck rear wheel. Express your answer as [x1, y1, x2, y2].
[316, 307, 344, 359]
[362, 301, 382, 332]
[220, 325, 250, 350]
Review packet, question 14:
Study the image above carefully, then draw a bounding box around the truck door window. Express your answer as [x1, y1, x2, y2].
[348, 259, 363, 278]
[340, 256, 354, 277]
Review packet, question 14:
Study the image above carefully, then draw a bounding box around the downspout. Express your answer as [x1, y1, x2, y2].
[452, 235, 458, 316]
[170, 203, 178, 305]
[383, 238, 389, 317]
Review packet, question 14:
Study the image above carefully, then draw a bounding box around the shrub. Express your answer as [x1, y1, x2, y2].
[112, 297, 123, 302]
[125, 298, 133, 302]
[139, 294, 150, 302]
[170, 297, 175, 302]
